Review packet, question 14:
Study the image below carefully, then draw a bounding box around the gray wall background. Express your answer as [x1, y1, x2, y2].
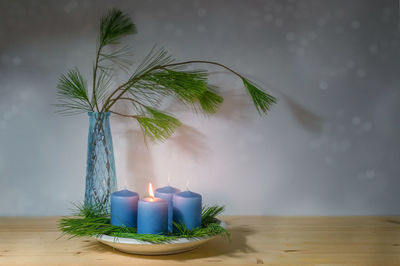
[0, 0, 399, 216]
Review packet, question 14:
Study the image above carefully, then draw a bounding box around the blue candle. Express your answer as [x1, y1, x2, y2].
[155, 186, 180, 232]
[172, 190, 202, 230]
[110, 189, 139, 227]
[137, 183, 168, 234]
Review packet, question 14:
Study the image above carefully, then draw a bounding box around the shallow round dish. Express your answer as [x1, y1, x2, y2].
[94, 220, 226, 255]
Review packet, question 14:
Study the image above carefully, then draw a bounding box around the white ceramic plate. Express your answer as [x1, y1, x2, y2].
[94, 220, 226, 255]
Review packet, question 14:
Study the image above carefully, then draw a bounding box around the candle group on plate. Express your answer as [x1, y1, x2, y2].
[110, 182, 201, 234]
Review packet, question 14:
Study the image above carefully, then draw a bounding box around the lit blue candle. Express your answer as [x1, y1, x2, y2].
[155, 186, 180, 232]
[173, 190, 202, 230]
[110, 189, 139, 227]
[137, 183, 168, 234]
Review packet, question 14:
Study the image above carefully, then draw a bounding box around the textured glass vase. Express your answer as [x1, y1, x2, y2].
[84, 112, 117, 210]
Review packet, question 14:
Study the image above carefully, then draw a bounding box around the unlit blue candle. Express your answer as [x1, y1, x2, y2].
[173, 190, 202, 230]
[110, 189, 139, 227]
[137, 197, 168, 234]
[155, 186, 180, 232]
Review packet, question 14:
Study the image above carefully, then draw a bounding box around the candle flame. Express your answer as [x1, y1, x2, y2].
[149, 183, 154, 198]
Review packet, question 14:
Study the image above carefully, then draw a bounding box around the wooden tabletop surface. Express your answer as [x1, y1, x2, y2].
[0, 216, 399, 265]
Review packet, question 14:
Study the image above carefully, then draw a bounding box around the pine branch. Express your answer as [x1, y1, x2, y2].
[104, 58, 277, 116]
[163, 60, 277, 115]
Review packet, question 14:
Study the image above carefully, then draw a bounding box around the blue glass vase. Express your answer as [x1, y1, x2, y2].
[84, 112, 117, 210]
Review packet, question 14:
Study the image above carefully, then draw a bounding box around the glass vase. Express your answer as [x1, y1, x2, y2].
[84, 112, 117, 210]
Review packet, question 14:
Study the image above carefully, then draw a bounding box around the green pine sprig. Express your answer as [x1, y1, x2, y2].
[242, 78, 277, 114]
[55, 68, 93, 115]
[55, 9, 277, 141]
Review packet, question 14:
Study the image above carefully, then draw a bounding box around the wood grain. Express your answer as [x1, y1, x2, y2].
[0, 216, 399, 265]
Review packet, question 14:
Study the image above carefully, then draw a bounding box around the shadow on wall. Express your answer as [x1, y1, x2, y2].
[113, 87, 324, 193]
[234, 73, 324, 132]
[281, 93, 323, 134]
[168, 125, 208, 160]
[214, 89, 323, 133]
[215, 91, 254, 122]
[124, 129, 154, 195]
[116, 122, 209, 194]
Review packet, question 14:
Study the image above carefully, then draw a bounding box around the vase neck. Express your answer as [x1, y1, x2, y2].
[88, 111, 110, 116]
[88, 112, 110, 120]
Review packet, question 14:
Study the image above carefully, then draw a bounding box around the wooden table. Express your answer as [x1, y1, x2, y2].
[0, 216, 399, 265]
